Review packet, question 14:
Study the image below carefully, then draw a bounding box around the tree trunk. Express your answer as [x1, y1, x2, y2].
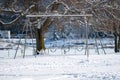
[118, 35, 120, 52]
[113, 22, 119, 53]
[36, 28, 46, 55]
[36, 17, 52, 55]
[36, 1, 60, 55]
[114, 33, 119, 52]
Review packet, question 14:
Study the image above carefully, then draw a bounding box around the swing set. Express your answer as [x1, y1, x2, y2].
[12, 14, 115, 59]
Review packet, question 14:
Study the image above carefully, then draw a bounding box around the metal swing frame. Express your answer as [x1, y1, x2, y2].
[25, 14, 92, 57]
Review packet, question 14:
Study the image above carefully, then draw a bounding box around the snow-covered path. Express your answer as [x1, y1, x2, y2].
[0, 54, 120, 80]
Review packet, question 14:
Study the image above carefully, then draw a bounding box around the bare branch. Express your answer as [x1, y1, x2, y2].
[104, 9, 120, 21]
[46, 0, 69, 14]
[0, 4, 35, 25]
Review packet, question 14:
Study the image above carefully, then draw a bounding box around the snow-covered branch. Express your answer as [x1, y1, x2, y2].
[46, 0, 69, 14]
[11, 0, 22, 13]
[0, 4, 35, 25]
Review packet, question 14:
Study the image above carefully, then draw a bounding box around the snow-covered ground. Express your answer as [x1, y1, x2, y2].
[0, 38, 120, 80]
[0, 54, 120, 80]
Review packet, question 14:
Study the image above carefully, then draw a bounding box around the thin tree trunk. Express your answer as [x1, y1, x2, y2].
[114, 33, 118, 52]
[118, 35, 120, 52]
[113, 22, 119, 53]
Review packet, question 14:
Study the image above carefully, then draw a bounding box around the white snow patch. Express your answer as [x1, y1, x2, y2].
[19, 78, 34, 80]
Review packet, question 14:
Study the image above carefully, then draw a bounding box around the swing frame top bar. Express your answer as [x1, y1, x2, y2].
[26, 14, 93, 17]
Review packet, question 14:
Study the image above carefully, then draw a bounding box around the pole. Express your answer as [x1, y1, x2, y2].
[84, 16, 89, 57]
[26, 14, 93, 17]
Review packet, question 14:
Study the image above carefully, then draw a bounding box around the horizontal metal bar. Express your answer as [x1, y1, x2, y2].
[26, 14, 93, 17]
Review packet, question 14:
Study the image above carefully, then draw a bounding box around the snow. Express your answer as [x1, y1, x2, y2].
[0, 53, 120, 80]
[0, 39, 120, 80]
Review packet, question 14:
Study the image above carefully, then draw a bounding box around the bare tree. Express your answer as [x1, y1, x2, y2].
[89, 0, 120, 52]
